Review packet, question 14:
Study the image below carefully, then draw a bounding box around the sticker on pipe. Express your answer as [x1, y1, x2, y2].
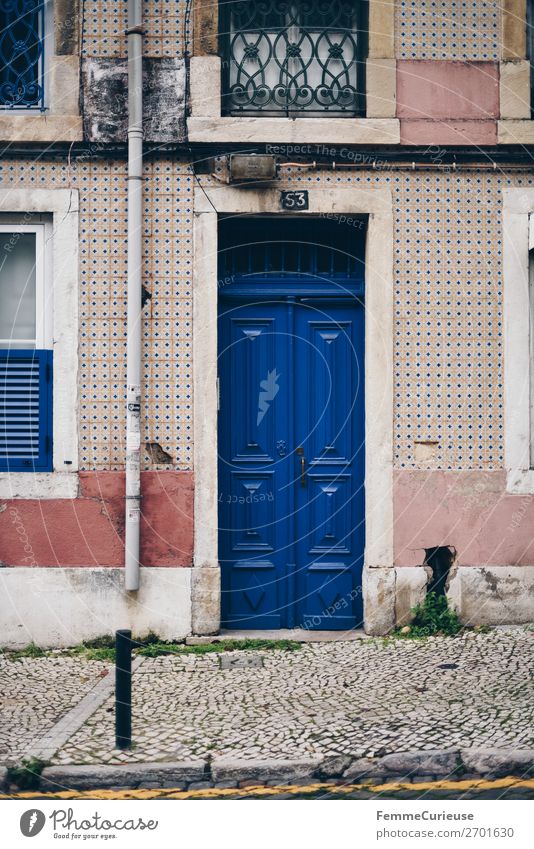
[127, 432, 141, 451]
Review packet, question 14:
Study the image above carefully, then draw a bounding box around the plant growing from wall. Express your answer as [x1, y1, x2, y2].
[395, 592, 463, 638]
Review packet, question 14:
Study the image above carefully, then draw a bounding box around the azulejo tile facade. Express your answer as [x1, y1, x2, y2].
[0, 0, 533, 645]
[395, 0, 501, 60]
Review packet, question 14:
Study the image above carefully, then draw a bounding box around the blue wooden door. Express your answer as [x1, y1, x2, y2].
[218, 219, 365, 630]
[218, 296, 364, 630]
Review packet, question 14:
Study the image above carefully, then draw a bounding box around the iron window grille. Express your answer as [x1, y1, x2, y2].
[0, 0, 45, 109]
[221, 0, 367, 117]
[218, 216, 366, 282]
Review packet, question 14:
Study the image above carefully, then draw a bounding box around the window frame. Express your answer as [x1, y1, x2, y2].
[0, 188, 79, 497]
[0, 221, 52, 349]
[503, 188, 534, 493]
[188, 0, 398, 144]
[220, 0, 368, 118]
[0, 220, 54, 473]
[0, 0, 53, 112]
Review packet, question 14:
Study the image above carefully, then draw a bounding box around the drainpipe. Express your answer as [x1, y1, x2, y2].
[125, 0, 143, 591]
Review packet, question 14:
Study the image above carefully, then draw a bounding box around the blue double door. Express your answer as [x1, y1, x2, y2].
[218, 293, 365, 630]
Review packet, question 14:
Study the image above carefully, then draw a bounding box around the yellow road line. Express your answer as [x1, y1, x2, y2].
[2, 776, 534, 800]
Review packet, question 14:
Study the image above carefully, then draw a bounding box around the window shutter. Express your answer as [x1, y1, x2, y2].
[0, 349, 53, 472]
[529, 213, 534, 251]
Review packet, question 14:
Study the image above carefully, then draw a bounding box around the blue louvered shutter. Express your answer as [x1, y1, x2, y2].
[0, 349, 52, 471]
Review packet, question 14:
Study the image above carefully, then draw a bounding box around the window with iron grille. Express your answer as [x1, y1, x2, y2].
[0, 0, 46, 109]
[0, 224, 52, 471]
[221, 0, 368, 117]
[219, 216, 366, 280]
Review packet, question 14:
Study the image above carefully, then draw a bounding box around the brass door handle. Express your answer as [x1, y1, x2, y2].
[296, 446, 307, 487]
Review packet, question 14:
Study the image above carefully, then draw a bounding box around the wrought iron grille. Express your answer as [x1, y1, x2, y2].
[0, 0, 45, 109]
[218, 217, 366, 280]
[221, 0, 367, 116]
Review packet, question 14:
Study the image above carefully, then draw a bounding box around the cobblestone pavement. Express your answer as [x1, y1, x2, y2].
[58, 630, 534, 764]
[1, 630, 533, 766]
[0, 655, 110, 764]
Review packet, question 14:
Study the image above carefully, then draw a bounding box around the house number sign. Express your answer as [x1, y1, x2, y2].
[280, 190, 309, 210]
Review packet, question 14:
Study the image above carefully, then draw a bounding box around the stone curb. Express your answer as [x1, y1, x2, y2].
[3, 749, 534, 792]
[39, 761, 206, 791]
[211, 756, 324, 784]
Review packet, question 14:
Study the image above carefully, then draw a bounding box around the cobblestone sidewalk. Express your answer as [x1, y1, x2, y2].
[1, 629, 533, 767]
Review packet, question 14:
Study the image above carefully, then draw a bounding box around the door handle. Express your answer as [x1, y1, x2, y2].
[296, 446, 307, 487]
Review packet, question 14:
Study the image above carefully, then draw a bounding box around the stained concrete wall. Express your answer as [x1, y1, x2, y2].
[81, 57, 186, 143]
[394, 471, 534, 569]
[0, 567, 191, 647]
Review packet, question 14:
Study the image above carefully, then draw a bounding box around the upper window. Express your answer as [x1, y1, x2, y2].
[219, 216, 365, 280]
[0, 0, 46, 109]
[0, 223, 52, 471]
[221, 0, 367, 117]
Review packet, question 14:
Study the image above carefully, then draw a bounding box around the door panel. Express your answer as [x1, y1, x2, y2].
[219, 302, 292, 628]
[293, 303, 365, 628]
[218, 296, 364, 629]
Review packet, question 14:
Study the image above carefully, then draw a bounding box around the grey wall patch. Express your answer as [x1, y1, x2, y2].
[81, 58, 186, 143]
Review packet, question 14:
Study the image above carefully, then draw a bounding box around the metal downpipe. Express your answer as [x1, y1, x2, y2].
[125, 0, 143, 591]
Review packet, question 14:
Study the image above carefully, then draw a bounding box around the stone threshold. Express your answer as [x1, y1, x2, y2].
[187, 629, 368, 644]
[2, 749, 533, 793]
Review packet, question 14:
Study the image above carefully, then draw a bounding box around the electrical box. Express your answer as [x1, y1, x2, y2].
[228, 154, 277, 183]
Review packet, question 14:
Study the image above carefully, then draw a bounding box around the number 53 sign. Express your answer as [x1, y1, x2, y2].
[280, 190, 309, 210]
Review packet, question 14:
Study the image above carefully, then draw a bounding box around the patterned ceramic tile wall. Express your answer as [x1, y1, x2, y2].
[395, 0, 501, 60]
[203, 165, 534, 472]
[1, 159, 530, 471]
[81, 0, 191, 58]
[81, 1, 502, 63]
[0, 157, 193, 471]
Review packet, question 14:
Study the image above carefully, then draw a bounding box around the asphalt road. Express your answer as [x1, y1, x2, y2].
[3, 777, 534, 801]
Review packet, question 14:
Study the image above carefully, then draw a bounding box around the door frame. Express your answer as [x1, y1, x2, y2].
[192, 185, 394, 634]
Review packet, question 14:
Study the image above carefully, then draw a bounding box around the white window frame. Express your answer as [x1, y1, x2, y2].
[0, 189, 79, 498]
[503, 188, 534, 493]
[0, 221, 52, 349]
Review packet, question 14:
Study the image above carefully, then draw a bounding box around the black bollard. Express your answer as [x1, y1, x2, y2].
[115, 629, 132, 749]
